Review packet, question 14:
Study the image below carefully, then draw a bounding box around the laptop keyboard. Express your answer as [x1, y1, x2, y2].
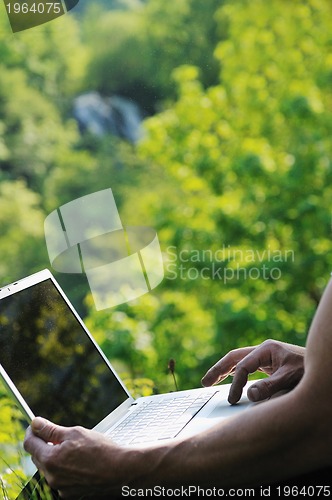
[107, 390, 217, 445]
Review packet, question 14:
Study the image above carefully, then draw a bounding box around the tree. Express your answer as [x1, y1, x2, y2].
[81, 0, 223, 113]
[0, 181, 48, 285]
[0, 7, 87, 189]
[0, 386, 28, 500]
[104, 0, 332, 380]
[2, 1, 332, 496]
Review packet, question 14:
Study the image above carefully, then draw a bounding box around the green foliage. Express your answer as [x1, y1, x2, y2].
[1, 0, 332, 496]
[134, 0, 332, 358]
[42, 135, 142, 212]
[0, 7, 87, 100]
[0, 7, 87, 190]
[85, 288, 215, 392]
[0, 68, 77, 186]
[82, 0, 222, 112]
[0, 386, 31, 499]
[0, 181, 48, 284]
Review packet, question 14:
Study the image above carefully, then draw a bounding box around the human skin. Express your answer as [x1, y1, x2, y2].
[201, 339, 306, 404]
[24, 279, 332, 498]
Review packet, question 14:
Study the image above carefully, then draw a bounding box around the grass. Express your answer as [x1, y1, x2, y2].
[0, 388, 49, 499]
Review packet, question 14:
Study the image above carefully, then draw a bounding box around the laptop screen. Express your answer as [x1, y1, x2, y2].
[0, 278, 129, 428]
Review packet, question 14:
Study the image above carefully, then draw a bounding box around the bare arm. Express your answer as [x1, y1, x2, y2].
[135, 279, 332, 487]
[24, 279, 332, 495]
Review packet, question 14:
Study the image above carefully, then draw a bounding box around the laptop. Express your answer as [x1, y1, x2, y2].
[0, 269, 254, 497]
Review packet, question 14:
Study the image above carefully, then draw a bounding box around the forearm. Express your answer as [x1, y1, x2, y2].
[129, 281, 332, 489]
[128, 384, 330, 488]
[305, 278, 332, 381]
[135, 394, 319, 488]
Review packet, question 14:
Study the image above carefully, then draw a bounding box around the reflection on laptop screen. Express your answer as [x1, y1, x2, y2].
[0, 279, 128, 428]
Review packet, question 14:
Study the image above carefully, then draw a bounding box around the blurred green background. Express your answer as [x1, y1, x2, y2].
[1, 0, 332, 496]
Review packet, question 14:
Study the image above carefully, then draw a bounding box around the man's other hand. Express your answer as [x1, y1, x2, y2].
[24, 417, 129, 498]
[201, 339, 305, 404]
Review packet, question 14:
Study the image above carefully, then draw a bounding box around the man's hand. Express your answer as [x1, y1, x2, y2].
[201, 339, 305, 404]
[24, 417, 131, 498]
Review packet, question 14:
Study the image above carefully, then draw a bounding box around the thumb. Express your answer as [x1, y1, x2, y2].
[247, 373, 286, 402]
[31, 417, 66, 444]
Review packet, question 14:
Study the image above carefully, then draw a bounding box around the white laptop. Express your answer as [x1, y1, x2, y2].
[0, 269, 254, 496]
